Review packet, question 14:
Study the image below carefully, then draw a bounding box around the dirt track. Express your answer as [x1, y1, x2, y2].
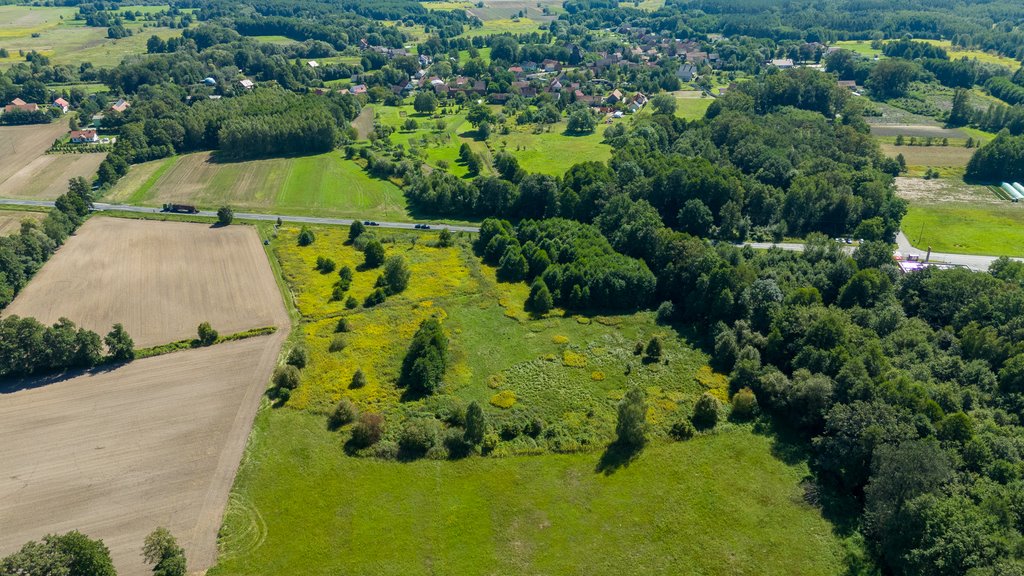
[0, 333, 286, 576]
[5, 217, 285, 347]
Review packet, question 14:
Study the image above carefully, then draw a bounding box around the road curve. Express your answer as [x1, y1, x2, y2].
[1, 198, 1018, 271]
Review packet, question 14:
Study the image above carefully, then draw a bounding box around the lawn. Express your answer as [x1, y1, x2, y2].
[492, 123, 612, 176]
[902, 203, 1024, 257]
[208, 408, 847, 576]
[674, 91, 713, 119]
[834, 40, 881, 59]
[105, 151, 410, 221]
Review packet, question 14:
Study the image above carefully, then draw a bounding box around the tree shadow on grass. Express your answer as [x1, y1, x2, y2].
[595, 440, 642, 476]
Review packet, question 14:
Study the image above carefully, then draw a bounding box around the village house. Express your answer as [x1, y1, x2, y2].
[110, 99, 131, 113]
[69, 129, 99, 144]
[5, 98, 39, 113]
[770, 58, 795, 69]
[606, 89, 624, 104]
[677, 63, 698, 82]
[239, 79, 254, 89]
[53, 98, 70, 114]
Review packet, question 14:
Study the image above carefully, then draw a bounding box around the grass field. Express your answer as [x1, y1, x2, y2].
[915, 39, 1021, 71]
[0, 209, 45, 235]
[880, 143, 974, 177]
[834, 40, 882, 58]
[673, 90, 713, 119]
[209, 408, 847, 576]
[4, 217, 288, 347]
[105, 151, 410, 221]
[0, 334, 287, 576]
[493, 123, 612, 175]
[0, 5, 181, 69]
[902, 202, 1024, 257]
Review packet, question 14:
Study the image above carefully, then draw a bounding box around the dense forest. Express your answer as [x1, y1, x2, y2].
[95, 86, 360, 185]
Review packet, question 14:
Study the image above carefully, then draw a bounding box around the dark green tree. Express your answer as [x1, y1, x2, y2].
[349, 220, 365, 242]
[615, 386, 647, 448]
[526, 278, 553, 313]
[216, 206, 233, 225]
[104, 323, 134, 362]
[363, 239, 385, 268]
[464, 400, 486, 445]
[142, 528, 187, 576]
[197, 322, 218, 346]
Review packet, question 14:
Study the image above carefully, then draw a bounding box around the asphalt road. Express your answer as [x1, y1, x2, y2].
[0, 199, 482, 233]
[0, 198, 1014, 270]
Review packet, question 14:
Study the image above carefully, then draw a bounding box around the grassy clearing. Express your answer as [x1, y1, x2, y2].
[903, 203, 1024, 257]
[674, 91, 713, 119]
[491, 123, 612, 175]
[273, 224, 714, 441]
[879, 143, 974, 174]
[462, 18, 547, 36]
[915, 39, 1021, 71]
[105, 151, 410, 221]
[210, 408, 846, 576]
[834, 40, 882, 58]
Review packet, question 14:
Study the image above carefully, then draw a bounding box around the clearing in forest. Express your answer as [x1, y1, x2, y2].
[204, 224, 847, 574]
[4, 216, 287, 347]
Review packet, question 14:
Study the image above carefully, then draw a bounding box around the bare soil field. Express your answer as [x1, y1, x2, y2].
[0, 210, 45, 235]
[0, 152, 106, 199]
[869, 124, 966, 138]
[894, 176, 1001, 204]
[0, 120, 69, 183]
[880, 143, 974, 167]
[4, 217, 287, 347]
[0, 333, 286, 576]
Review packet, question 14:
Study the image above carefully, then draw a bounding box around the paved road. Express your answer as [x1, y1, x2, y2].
[1, 198, 1015, 271]
[0, 199, 482, 233]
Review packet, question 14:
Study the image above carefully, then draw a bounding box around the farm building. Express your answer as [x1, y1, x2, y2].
[677, 63, 698, 81]
[239, 79, 254, 89]
[770, 58, 795, 68]
[5, 98, 39, 113]
[69, 129, 99, 144]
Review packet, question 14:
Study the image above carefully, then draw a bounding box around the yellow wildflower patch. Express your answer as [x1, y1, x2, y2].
[551, 335, 569, 345]
[590, 371, 605, 381]
[490, 390, 517, 409]
[562, 350, 587, 368]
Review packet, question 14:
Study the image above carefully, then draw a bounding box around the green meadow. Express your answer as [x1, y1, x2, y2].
[105, 151, 410, 221]
[210, 409, 847, 576]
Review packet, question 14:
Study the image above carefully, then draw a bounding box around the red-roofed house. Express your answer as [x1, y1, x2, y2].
[110, 99, 130, 113]
[53, 98, 70, 113]
[5, 99, 39, 113]
[70, 129, 99, 144]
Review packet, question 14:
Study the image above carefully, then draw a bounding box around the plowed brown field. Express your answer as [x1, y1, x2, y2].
[0, 120, 105, 200]
[4, 217, 286, 347]
[0, 334, 286, 576]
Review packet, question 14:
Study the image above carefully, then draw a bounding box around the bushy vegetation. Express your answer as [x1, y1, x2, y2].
[0, 530, 115, 576]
